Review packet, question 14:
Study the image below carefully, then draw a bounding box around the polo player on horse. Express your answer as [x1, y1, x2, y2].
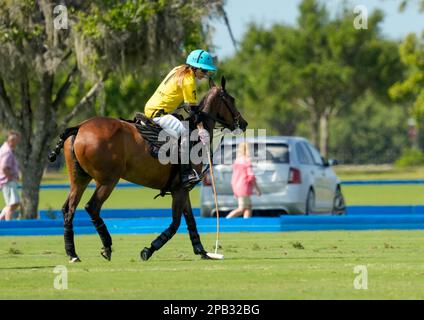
[144, 49, 216, 188]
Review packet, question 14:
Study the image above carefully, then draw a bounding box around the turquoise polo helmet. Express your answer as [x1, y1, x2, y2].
[186, 49, 217, 72]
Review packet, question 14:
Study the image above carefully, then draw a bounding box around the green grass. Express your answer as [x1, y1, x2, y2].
[2, 165, 424, 209]
[37, 188, 177, 210]
[334, 165, 424, 180]
[2, 182, 423, 210]
[0, 186, 199, 210]
[1, 231, 424, 299]
[342, 185, 424, 205]
[42, 165, 424, 184]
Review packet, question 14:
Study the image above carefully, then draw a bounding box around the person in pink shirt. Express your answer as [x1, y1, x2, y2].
[0, 131, 21, 221]
[226, 142, 261, 219]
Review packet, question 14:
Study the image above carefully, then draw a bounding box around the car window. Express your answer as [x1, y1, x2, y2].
[260, 144, 289, 163]
[214, 143, 289, 164]
[304, 143, 323, 166]
[296, 143, 314, 165]
[213, 143, 236, 164]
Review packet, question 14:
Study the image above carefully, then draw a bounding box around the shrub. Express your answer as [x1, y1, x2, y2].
[395, 148, 424, 167]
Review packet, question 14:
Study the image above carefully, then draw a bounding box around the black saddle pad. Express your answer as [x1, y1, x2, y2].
[120, 112, 172, 158]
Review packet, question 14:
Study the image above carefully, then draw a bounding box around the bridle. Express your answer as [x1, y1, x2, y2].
[198, 89, 241, 130]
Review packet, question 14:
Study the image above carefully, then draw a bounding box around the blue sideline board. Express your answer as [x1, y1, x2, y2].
[3, 211, 424, 236]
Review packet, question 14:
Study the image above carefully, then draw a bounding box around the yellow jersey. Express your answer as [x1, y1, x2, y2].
[144, 66, 197, 118]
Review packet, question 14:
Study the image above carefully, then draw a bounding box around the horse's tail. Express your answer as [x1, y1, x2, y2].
[48, 126, 80, 162]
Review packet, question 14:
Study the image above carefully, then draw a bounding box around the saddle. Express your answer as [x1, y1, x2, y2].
[121, 112, 176, 158]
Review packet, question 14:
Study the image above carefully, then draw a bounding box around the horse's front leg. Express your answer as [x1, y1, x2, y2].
[182, 191, 209, 259]
[140, 188, 185, 261]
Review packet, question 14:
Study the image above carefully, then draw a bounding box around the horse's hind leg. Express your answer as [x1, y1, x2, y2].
[84, 181, 118, 261]
[63, 177, 91, 262]
[140, 188, 185, 261]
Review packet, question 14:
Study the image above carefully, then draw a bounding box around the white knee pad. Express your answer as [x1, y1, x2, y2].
[153, 114, 187, 139]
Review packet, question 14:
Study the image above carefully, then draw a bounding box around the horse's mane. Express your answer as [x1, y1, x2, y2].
[199, 86, 220, 111]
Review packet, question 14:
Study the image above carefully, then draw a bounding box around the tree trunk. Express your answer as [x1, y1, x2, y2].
[20, 165, 44, 219]
[18, 125, 55, 219]
[319, 110, 330, 159]
[99, 87, 106, 116]
[310, 111, 320, 149]
[16, 73, 56, 219]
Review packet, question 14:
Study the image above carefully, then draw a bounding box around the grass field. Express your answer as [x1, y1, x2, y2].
[1, 231, 424, 299]
[42, 164, 424, 183]
[1, 166, 423, 300]
[2, 179, 424, 210]
[2, 165, 424, 209]
[2, 185, 424, 210]
[335, 165, 424, 180]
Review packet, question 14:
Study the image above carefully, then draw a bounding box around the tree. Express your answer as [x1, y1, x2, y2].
[399, 0, 424, 12]
[0, 0, 225, 219]
[391, 2, 424, 150]
[220, 23, 307, 137]
[329, 92, 409, 164]
[222, 0, 403, 157]
[389, 34, 424, 145]
[103, 74, 159, 118]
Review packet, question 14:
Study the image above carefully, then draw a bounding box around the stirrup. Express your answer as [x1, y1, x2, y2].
[190, 168, 200, 180]
[181, 169, 201, 188]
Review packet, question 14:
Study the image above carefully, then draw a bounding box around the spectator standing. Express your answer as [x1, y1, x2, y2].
[226, 142, 261, 219]
[0, 131, 21, 220]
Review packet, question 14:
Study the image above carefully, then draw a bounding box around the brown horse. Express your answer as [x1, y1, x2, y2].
[48, 76, 248, 262]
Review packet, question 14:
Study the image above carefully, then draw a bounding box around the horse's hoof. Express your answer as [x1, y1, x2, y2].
[201, 253, 212, 260]
[69, 256, 81, 263]
[101, 247, 112, 261]
[140, 247, 153, 261]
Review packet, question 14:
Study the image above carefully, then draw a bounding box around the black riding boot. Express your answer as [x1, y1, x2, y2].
[180, 132, 201, 189]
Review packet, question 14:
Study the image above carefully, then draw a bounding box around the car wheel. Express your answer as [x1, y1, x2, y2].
[200, 207, 212, 217]
[305, 189, 315, 215]
[332, 187, 346, 215]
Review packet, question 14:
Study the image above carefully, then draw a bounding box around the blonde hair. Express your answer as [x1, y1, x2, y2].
[7, 131, 20, 140]
[174, 64, 194, 87]
[237, 142, 250, 158]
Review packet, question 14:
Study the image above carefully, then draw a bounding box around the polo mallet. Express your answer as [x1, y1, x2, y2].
[204, 142, 224, 260]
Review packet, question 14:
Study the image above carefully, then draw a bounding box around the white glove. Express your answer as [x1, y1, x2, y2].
[198, 128, 210, 146]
